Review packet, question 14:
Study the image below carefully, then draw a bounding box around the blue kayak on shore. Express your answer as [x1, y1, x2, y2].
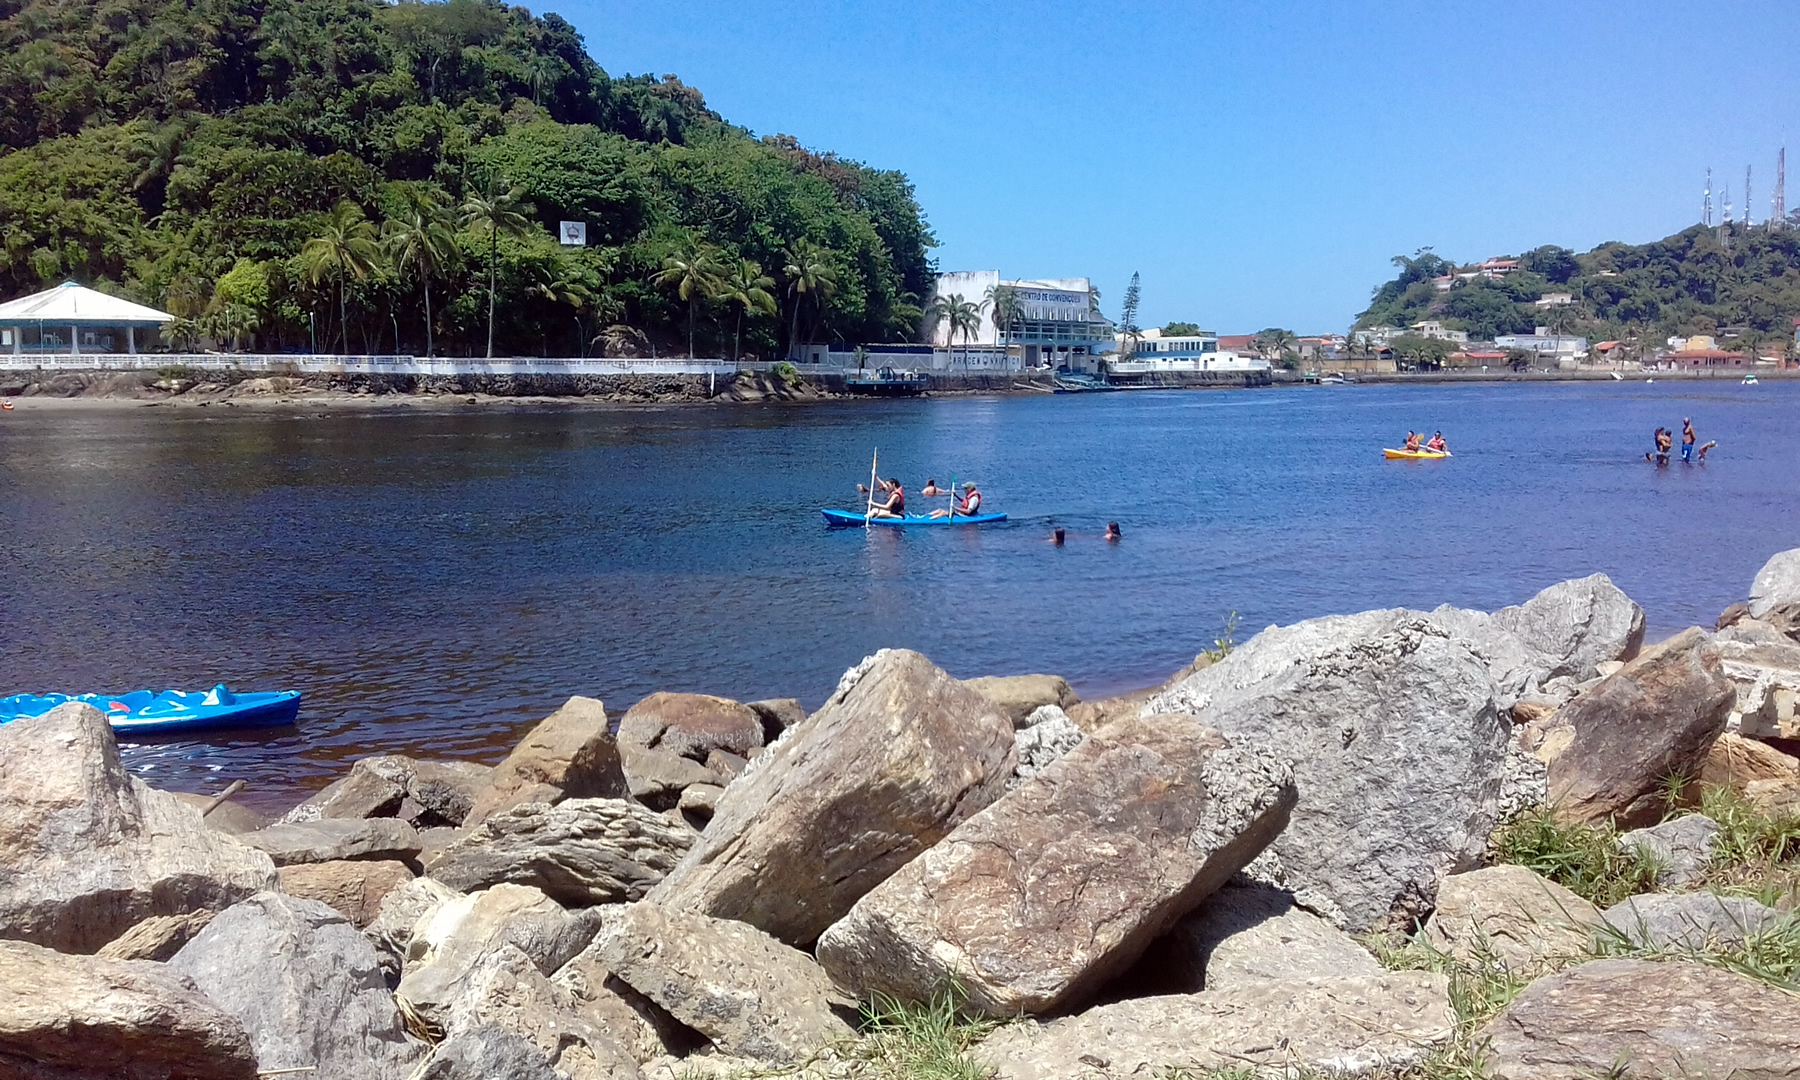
[822, 508, 1008, 527]
[0, 685, 302, 734]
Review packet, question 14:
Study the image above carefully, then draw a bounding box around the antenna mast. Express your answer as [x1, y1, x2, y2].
[1746, 165, 1753, 227]
[1704, 168, 1713, 226]
[1777, 149, 1787, 230]
[1723, 182, 1733, 228]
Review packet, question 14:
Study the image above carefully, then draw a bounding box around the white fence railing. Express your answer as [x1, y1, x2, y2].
[0, 353, 739, 377]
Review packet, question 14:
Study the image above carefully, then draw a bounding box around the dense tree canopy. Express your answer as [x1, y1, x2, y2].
[1357, 228, 1800, 354]
[0, 0, 937, 357]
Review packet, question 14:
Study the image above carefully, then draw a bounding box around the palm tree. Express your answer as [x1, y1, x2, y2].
[299, 201, 383, 353]
[983, 283, 1023, 347]
[652, 236, 726, 358]
[782, 239, 838, 358]
[926, 292, 982, 362]
[719, 258, 776, 362]
[383, 198, 459, 357]
[461, 178, 531, 358]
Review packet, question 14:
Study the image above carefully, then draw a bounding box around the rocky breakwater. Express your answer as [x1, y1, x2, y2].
[9, 558, 1800, 1079]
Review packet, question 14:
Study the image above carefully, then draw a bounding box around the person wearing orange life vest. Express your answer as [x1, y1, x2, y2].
[1426, 431, 1447, 453]
[930, 481, 982, 519]
[868, 478, 906, 519]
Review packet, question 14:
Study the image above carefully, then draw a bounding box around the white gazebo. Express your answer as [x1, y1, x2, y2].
[0, 281, 174, 357]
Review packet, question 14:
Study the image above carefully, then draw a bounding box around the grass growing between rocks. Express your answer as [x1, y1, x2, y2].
[1486, 808, 1662, 908]
[849, 991, 1001, 1080]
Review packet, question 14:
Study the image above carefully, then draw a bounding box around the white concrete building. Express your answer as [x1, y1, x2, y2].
[924, 271, 1112, 370]
[0, 281, 173, 356]
[1496, 327, 1588, 359]
[1408, 320, 1469, 343]
[1110, 327, 1270, 374]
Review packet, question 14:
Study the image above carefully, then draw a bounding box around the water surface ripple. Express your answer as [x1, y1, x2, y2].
[2, 382, 1794, 809]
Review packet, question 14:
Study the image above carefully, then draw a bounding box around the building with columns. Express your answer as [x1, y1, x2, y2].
[0, 282, 173, 358]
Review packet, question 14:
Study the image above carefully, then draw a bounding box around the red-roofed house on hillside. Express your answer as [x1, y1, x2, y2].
[1664, 348, 1749, 369]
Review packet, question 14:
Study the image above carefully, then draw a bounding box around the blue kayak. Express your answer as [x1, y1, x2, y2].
[822, 508, 1008, 527]
[0, 685, 302, 734]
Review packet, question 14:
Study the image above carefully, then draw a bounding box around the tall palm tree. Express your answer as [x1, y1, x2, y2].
[926, 292, 982, 362]
[383, 197, 459, 358]
[461, 178, 531, 358]
[782, 240, 838, 358]
[652, 237, 726, 358]
[719, 258, 776, 362]
[983, 283, 1023, 346]
[299, 201, 383, 353]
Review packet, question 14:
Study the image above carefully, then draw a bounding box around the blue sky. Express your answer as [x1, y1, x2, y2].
[559, 0, 1798, 333]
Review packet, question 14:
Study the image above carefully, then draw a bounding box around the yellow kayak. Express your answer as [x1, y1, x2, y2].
[1384, 447, 1450, 460]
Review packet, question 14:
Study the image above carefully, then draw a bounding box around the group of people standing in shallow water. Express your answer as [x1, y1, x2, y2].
[1648, 417, 1716, 466]
[857, 476, 982, 519]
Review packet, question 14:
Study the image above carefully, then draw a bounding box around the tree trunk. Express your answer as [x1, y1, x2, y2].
[423, 277, 434, 358]
[337, 275, 348, 354]
[734, 307, 743, 362]
[789, 292, 801, 360]
[688, 294, 696, 358]
[486, 230, 498, 359]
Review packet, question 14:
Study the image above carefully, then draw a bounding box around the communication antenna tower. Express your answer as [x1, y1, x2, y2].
[1776, 149, 1787, 230]
[1723, 182, 1733, 228]
[1704, 168, 1713, 226]
[1746, 166, 1754, 227]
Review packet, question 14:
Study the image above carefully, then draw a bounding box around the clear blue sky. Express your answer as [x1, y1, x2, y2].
[557, 0, 1798, 334]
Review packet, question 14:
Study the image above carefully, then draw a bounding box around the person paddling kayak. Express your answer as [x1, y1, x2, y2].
[930, 481, 981, 519]
[1426, 431, 1447, 453]
[1403, 431, 1422, 452]
[868, 478, 905, 519]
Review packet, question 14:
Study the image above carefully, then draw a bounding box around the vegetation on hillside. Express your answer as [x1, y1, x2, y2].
[1358, 224, 1800, 354]
[0, 0, 936, 357]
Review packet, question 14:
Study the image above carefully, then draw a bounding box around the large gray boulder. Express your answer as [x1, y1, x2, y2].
[650, 650, 1016, 946]
[1749, 547, 1800, 636]
[1714, 624, 1800, 739]
[1542, 628, 1735, 828]
[1012, 705, 1084, 784]
[396, 883, 604, 1026]
[286, 755, 493, 828]
[816, 711, 1295, 1016]
[0, 703, 277, 953]
[96, 910, 219, 962]
[616, 693, 764, 809]
[1147, 616, 1511, 933]
[0, 938, 258, 1080]
[1490, 573, 1646, 681]
[1123, 884, 1383, 995]
[278, 859, 415, 928]
[1616, 814, 1719, 889]
[1482, 958, 1800, 1079]
[366, 875, 463, 970]
[596, 902, 855, 1063]
[169, 892, 424, 1080]
[1422, 865, 1602, 974]
[976, 973, 1454, 1080]
[439, 943, 641, 1080]
[465, 696, 629, 826]
[1600, 892, 1786, 951]
[418, 1023, 562, 1080]
[426, 799, 695, 906]
[553, 941, 702, 1064]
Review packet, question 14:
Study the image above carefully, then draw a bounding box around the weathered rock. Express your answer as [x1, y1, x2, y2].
[465, 696, 628, 826]
[553, 941, 702, 1064]
[977, 973, 1454, 1080]
[1544, 628, 1735, 828]
[278, 859, 415, 927]
[366, 875, 462, 973]
[1013, 706, 1083, 783]
[618, 745, 718, 810]
[397, 883, 604, 1024]
[439, 944, 640, 1080]
[1064, 685, 1159, 733]
[1600, 892, 1785, 950]
[169, 790, 268, 835]
[620, 693, 763, 760]
[1423, 866, 1602, 973]
[676, 783, 723, 815]
[418, 1023, 562, 1080]
[0, 704, 277, 953]
[242, 816, 422, 865]
[1718, 600, 1752, 629]
[1491, 573, 1646, 681]
[286, 755, 495, 828]
[1148, 615, 1510, 933]
[745, 698, 805, 740]
[0, 938, 258, 1080]
[963, 673, 1079, 727]
[1699, 731, 1800, 792]
[1616, 814, 1718, 888]
[1482, 958, 1800, 1079]
[1749, 546, 1800, 636]
[651, 650, 1016, 946]
[427, 799, 695, 906]
[1715, 628, 1800, 739]
[1125, 884, 1381, 995]
[169, 892, 424, 1079]
[597, 902, 854, 1063]
[816, 711, 1295, 1016]
[96, 910, 218, 962]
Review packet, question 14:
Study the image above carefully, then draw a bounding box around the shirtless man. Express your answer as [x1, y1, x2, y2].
[1681, 418, 1697, 463]
[920, 478, 947, 496]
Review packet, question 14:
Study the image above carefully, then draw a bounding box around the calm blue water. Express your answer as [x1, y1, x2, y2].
[2, 381, 1795, 807]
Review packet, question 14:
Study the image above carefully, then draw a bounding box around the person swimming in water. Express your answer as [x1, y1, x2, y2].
[920, 478, 947, 496]
[1105, 521, 1122, 541]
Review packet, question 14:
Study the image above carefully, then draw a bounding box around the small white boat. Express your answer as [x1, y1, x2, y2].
[1743, 374, 1759, 384]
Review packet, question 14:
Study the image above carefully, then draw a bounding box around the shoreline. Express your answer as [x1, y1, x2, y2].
[0, 364, 1789, 412]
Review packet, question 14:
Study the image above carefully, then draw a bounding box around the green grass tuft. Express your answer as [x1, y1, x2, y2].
[1486, 807, 1664, 908]
[853, 990, 999, 1080]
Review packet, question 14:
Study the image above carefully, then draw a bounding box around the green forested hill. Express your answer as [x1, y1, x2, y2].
[1358, 224, 1800, 352]
[0, 0, 935, 357]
